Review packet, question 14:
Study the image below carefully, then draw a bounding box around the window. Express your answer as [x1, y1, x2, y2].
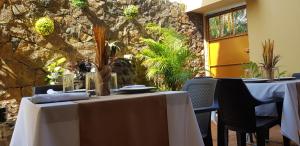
[207, 6, 247, 40]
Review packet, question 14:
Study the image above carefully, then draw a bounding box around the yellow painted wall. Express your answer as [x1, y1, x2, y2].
[246, 0, 300, 75]
[210, 65, 245, 78]
[209, 35, 249, 77]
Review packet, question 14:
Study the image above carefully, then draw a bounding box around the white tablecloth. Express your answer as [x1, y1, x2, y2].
[10, 91, 204, 146]
[246, 80, 300, 145]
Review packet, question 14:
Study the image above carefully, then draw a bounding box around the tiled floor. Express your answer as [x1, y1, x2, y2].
[211, 124, 298, 146]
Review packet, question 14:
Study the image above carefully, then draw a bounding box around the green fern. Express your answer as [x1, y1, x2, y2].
[138, 24, 195, 90]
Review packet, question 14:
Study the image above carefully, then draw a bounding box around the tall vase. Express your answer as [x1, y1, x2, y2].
[95, 65, 111, 96]
[262, 67, 275, 80]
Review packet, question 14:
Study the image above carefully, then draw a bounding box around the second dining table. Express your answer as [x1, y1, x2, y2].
[246, 79, 300, 145]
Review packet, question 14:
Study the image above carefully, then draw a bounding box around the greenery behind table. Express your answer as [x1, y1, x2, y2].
[242, 61, 262, 78]
[242, 61, 287, 79]
[137, 24, 196, 91]
[45, 57, 66, 85]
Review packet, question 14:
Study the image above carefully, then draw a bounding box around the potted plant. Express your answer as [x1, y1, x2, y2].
[260, 39, 280, 80]
[137, 24, 195, 91]
[35, 17, 55, 36]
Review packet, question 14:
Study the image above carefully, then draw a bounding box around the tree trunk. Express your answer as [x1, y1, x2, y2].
[93, 24, 111, 96]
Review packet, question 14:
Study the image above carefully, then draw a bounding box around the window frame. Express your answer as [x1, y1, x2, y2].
[206, 5, 247, 42]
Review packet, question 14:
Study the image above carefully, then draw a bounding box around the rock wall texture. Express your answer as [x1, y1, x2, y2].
[0, 0, 204, 101]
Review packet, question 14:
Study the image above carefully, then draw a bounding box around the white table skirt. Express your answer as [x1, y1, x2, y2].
[246, 80, 300, 145]
[10, 91, 204, 146]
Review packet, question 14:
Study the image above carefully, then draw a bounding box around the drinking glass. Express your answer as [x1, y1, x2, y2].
[63, 73, 74, 92]
[85, 72, 96, 95]
[260, 67, 278, 80]
[110, 72, 118, 93]
[273, 67, 280, 79]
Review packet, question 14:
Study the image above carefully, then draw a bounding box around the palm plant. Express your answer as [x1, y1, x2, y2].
[242, 61, 262, 78]
[137, 24, 195, 91]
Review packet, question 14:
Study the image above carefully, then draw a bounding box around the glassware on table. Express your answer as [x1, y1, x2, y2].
[63, 73, 74, 92]
[110, 72, 118, 93]
[85, 72, 96, 96]
[243, 69, 250, 78]
[260, 67, 278, 80]
[273, 67, 280, 79]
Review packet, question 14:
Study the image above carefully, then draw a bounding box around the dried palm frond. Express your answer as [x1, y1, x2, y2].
[260, 39, 280, 70]
[93, 24, 108, 70]
[93, 24, 111, 96]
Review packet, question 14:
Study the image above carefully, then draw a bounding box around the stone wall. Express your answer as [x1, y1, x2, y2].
[0, 0, 204, 101]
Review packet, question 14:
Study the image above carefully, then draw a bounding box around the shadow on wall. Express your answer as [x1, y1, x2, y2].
[45, 33, 85, 62]
[0, 0, 87, 100]
[0, 59, 17, 100]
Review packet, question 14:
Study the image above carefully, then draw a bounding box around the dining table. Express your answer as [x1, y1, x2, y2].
[9, 91, 204, 146]
[246, 79, 300, 145]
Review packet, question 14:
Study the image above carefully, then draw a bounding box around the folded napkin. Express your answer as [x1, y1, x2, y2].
[122, 85, 146, 88]
[29, 92, 89, 104]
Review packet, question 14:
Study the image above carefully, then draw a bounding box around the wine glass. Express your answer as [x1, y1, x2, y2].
[85, 72, 96, 96]
[63, 73, 74, 92]
[110, 72, 118, 94]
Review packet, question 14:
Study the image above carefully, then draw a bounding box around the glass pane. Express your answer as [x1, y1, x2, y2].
[208, 8, 247, 40]
[233, 9, 247, 34]
[209, 16, 221, 39]
[220, 13, 234, 37]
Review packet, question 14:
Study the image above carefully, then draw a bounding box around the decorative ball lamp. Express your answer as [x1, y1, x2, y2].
[35, 17, 55, 36]
[124, 5, 139, 20]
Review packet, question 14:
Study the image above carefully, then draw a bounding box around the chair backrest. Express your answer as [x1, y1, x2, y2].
[292, 73, 300, 79]
[33, 85, 63, 94]
[215, 78, 256, 132]
[182, 78, 217, 137]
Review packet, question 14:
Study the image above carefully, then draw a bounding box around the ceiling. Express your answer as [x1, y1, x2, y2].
[184, 0, 246, 14]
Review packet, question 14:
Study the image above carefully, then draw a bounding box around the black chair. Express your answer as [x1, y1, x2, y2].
[183, 78, 218, 146]
[292, 73, 300, 79]
[33, 85, 63, 94]
[215, 78, 290, 146]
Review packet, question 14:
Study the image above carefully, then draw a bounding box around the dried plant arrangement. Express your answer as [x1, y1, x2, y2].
[93, 24, 111, 96]
[260, 39, 280, 79]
